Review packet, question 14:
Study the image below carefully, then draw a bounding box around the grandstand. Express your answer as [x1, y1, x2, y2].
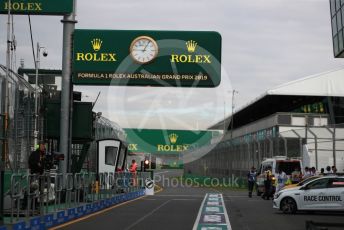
[184, 68, 344, 179]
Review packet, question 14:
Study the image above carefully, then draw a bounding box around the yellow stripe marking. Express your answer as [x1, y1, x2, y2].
[49, 196, 146, 230]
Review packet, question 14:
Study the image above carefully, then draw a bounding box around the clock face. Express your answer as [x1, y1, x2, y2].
[130, 36, 158, 64]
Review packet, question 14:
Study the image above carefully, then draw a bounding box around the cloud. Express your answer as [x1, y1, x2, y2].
[0, 0, 342, 130]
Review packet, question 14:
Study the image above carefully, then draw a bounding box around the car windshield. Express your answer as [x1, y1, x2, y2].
[276, 161, 301, 175]
[298, 176, 319, 186]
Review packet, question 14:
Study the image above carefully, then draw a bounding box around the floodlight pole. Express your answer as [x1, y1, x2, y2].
[1, 0, 11, 225]
[230, 90, 238, 140]
[59, 0, 77, 173]
[34, 42, 44, 147]
[223, 100, 225, 133]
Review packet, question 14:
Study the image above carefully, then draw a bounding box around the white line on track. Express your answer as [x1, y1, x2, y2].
[123, 200, 171, 230]
[155, 194, 205, 197]
[192, 194, 207, 230]
[154, 171, 170, 175]
[172, 198, 198, 201]
[221, 193, 232, 230]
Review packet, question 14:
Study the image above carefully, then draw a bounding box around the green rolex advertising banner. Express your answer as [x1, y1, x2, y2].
[72, 30, 222, 87]
[0, 0, 73, 15]
[124, 129, 216, 154]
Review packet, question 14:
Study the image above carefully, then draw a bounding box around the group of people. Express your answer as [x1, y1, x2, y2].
[247, 164, 340, 199]
[319, 165, 338, 175]
[247, 166, 294, 199]
[247, 166, 277, 200]
[302, 166, 317, 178]
[302, 165, 338, 178]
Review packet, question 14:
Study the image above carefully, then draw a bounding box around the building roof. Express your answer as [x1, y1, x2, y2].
[265, 68, 344, 97]
[209, 68, 344, 130]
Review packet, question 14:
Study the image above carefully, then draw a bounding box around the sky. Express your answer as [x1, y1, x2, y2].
[1, 0, 343, 130]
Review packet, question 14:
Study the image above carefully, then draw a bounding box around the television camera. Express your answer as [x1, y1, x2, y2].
[43, 151, 65, 171]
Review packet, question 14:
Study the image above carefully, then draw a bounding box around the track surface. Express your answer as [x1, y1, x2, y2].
[53, 170, 344, 230]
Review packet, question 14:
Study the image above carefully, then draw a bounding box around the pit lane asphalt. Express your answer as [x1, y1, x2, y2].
[220, 189, 344, 230]
[51, 186, 214, 230]
[51, 170, 344, 230]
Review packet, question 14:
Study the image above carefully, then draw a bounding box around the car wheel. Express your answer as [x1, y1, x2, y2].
[280, 197, 297, 214]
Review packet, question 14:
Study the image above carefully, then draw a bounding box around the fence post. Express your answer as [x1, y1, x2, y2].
[307, 129, 318, 170]
[65, 173, 73, 209]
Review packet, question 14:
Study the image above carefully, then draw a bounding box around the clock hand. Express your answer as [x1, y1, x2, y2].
[143, 41, 150, 52]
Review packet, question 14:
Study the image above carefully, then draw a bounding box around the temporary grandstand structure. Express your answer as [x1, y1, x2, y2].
[185, 68, 344, 180]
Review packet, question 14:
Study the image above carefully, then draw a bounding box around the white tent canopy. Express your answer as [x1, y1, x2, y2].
[235, 67, 344, 114]
[209, 68, 344, 130]
[267, 68, 344, 97]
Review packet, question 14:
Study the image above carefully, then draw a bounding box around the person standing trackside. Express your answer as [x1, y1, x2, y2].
[129, 159, 137, 173]
[275, 168, 287, 193]
[28, 141, 47, 175]
[27, 140, 47, 210]
[129, 159, 138, 186]
[332, 166, 337, 175]
[247, 166, 257, 198]
[291, 167, 302, 184]
[262, 166, 272, 200]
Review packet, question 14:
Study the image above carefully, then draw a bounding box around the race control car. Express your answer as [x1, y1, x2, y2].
[273, 176, 344, 214]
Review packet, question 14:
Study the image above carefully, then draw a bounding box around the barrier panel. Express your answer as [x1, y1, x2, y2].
[29, 217, 41, 230]
[76, 206, 85, 217]
[12, 220, 27, 230]
[65, 173, 74, 209]
[55, 210, 66, 225]
[25, 174, 38, 220]
[67, 208, 76, 221]
[3, 172, 148, 229]
[10, 174, 26, 223]
[54, 173, 63, 212]
[85, 204, 92, 214]
[38, 173, 54, 216]
[43, 214, 54, 228]
[74, 173, 82, 207]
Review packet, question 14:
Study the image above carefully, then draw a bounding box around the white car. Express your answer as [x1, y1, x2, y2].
[273, 176, 344, 214]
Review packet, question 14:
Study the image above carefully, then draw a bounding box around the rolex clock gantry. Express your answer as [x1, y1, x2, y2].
[129, 36, 159, 64]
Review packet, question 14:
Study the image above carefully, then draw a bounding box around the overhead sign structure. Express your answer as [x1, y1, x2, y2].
[124, 129, 216, 154]
[0, 0, 73, 15]
[72, 30, 222, 87]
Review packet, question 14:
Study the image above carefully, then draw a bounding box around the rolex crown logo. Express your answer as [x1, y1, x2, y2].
[91, 38, 103, 51]
[186, 40, 197, 53]
[168, 133, 178, 144]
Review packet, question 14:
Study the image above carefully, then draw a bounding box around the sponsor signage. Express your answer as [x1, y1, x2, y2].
[0, 0, 73, 15]
[124, 129, 216, 154]
[72, 30, 221, 87]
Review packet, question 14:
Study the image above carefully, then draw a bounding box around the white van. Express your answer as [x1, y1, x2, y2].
[256, 156, 303, 196]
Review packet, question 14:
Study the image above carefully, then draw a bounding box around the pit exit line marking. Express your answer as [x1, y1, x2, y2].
[192, 193, 232, 230]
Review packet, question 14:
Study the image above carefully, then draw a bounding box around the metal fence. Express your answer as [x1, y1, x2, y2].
[0, 65, 36, 171]
[6, 171, 150, 224]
